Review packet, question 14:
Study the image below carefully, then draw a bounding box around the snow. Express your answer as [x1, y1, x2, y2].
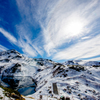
[64, 60, 100, 66]
[0, 88, 11, 100]
[0, 50, 100, 100]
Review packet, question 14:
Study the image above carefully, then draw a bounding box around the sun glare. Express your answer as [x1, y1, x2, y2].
[67, 21, 83, 36]
[61, 17, 85, 38]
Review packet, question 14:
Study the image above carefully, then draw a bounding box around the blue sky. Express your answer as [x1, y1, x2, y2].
[0, 0, 100, 62]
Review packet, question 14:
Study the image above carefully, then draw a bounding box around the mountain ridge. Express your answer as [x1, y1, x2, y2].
[0, 49, 100, 100]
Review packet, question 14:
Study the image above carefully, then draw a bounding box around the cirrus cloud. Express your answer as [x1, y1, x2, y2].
[0, 28, 17, 44]
[40, 0, 100, 56]
[53, 34, 100, 61]
[0, 0, 100, 62]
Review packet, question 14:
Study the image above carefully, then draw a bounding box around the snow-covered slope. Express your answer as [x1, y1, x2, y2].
[64, 60, 100, 66]
[0, 50, 100, 100]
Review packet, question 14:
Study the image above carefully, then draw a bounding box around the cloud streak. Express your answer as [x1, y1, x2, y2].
[53, 34, 100, 61]
[0, 45, 8, 51]
[41, 0, 100, 56]
[15, 0, 46, 57]
[0, 28, 17, 44]
[15, 0, 100, 61]
[1, 0, 100, 61]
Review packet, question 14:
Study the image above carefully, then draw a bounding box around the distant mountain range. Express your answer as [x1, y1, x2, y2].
[0, 49, 100, 100]
[64, 60, 100, 66]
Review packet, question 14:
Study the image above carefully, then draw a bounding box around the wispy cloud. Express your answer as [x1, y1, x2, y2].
[16, 25, 43, 57]
[21, 43, 37, 57]
[0, 45, 8, 51]
[40, 0, 100, 56]
[3, 0, 99, 61]
[15, 0, 45, 57]
[16, 33, 37, 57]
[86, 57, 100, 61]
[0, 26, 39, 57]
[16, 0, 60, 56]
[53, 34, 100, 61]
[0, 28, 17, 44]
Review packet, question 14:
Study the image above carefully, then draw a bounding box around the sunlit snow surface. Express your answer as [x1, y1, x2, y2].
[0, 50, 100, 100]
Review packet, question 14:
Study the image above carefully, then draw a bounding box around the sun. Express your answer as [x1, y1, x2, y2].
[60, 17, 85, 38]
[67, 20, 84, 36]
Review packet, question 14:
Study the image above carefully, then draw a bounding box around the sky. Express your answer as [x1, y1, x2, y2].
[0, 0, 100, 62]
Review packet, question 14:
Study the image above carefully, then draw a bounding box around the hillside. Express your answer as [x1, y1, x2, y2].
[0, 50, 100, 100]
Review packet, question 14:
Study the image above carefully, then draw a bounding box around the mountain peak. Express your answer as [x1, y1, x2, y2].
[0, 49, 100, 100]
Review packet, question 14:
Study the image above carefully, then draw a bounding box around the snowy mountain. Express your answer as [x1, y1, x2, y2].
[0, 49, 100, 100]
[64, 60, 100, 66]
